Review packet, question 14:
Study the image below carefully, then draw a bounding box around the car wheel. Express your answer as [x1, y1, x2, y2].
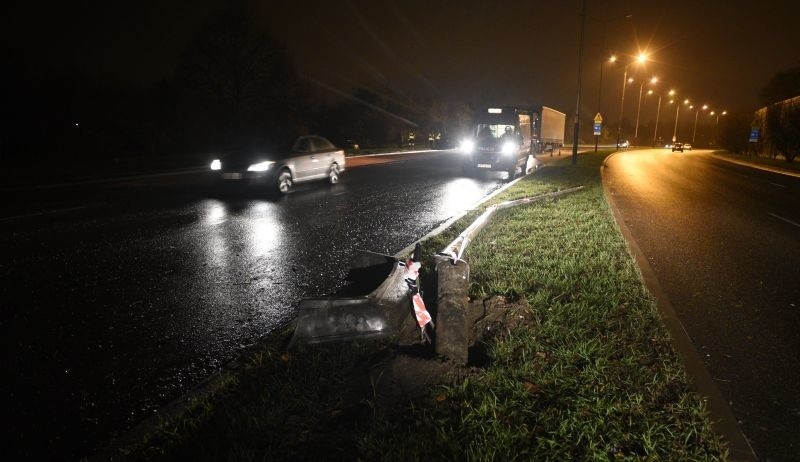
[277, 169, 292, 194]
[328, 164, 340, 185]
[506, 165, 517, 181]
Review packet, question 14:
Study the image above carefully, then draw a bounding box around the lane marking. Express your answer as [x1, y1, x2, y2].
[769, 212, 800, 229]
[1, 206, 89, 223]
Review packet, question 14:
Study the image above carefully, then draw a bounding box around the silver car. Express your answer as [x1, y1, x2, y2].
[210, 135, 345, 194]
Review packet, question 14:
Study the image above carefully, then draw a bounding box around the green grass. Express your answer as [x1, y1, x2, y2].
[115, 151, 727, 461]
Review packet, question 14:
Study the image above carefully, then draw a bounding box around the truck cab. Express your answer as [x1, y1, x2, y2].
[459, 107, 534, 180]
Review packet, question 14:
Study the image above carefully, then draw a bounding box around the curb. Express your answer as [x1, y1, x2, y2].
[600, 156, 757, 461]
[708, 152, 800, 178]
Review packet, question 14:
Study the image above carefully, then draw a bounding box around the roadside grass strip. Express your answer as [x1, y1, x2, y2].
[120, 151, 727, 461]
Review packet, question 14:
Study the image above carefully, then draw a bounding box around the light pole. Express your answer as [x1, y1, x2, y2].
[692, 104, 708, 144]
[650, 88, 672, 146]
[595, 55, 617, 152]
[634, 76, 658, 142]
[594, 13, 632, 153]
[616, 53, 647, 149]
[709, 110, 726, 147]
[571, 0, 587, 166]
[672, 98, 689, 142]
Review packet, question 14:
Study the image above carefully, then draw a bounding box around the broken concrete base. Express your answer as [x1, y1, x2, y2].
[432, 256, 470, 365]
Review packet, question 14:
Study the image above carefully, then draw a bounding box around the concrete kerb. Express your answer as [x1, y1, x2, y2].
[708, 152, 800, 178]
[600, 156, 757, 461]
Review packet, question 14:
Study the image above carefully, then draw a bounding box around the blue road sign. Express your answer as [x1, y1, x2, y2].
[749, 128, 760, 143]
[593, 122, 602, 136]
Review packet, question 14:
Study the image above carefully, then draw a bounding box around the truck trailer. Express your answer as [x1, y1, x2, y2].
[458, 106, 566, 179]
[536, 106, 566, 155]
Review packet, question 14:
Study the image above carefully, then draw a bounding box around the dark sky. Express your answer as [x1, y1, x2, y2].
[6, 0, 799, 118]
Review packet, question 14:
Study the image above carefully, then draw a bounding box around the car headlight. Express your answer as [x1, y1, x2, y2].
[210, 159, 221, 170]
[459, 139, 475, 154]
[501, 141, 516, 155]
[247, 161, 274, 172]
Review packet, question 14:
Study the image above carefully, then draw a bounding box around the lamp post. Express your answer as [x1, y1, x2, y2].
[594, 13, 632, 153]
[616, 53, 647, 149]
[692, 104, 708, 144]
[650, 88, 671, 146]
[672, 98, 689, 142]
[595, 55, 617, 152]
[634, 76, 658, 141]
[709, 110, 726, 147]
[571, 0, 587, 166]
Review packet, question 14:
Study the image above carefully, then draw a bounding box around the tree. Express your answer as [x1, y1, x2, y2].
[760, 65, 800, 106]
[176, 1, 308, 147]
[718, 112, 751, 154]
[765, 99, 800, 162]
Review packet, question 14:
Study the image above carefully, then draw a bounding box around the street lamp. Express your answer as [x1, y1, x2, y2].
[634, 76, 658, 141]
[692, 104, 708, 144]
[672, 97, 690, 142]
[650, 87, 673, 146]
[594, 13, 632, 153]
[616, 52, 648, 149]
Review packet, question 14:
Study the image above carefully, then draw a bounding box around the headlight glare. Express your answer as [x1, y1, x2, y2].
[247, 161, 274, 172]
[460, 139, 475, 154]
[502, 142, 516, 155]
[210, 159, 221, 170]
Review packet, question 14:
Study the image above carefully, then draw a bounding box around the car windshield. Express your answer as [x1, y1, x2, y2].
[476, 124, 515, 140]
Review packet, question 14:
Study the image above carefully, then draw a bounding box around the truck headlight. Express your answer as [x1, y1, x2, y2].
[460, 139, 475, 154]
[247, 161, 274, 172]
[502, 142, 516, 155]
[210, 159, 221, 170]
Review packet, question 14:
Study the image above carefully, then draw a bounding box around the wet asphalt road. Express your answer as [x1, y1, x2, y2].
[1, 150, 510, 459]
[604, 149, 800, 462]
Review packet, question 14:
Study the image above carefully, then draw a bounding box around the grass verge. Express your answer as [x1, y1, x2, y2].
[113, 151, 727, 461]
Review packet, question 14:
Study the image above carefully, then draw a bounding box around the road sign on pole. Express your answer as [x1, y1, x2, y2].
[749, 128, 760, 143]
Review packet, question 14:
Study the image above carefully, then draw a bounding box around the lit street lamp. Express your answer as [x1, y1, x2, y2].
[650, 88, 674, 146]
[634, 76, 658, 141]
[594, 13, 632, 153]
[616, 53, 648, 149]
[693, 104, 708, 144]
[672, 97, 690, 142]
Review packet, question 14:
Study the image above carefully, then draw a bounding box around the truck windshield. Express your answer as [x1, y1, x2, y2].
[477, 124, 515, 140]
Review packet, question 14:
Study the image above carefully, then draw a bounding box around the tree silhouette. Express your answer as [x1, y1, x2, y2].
[759, 65, 800, 106]
[176, 1, 307, 147]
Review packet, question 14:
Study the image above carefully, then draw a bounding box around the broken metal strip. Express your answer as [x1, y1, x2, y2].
[441, 186, 585, 263]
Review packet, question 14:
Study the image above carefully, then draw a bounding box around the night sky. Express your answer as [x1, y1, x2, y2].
[5, 1, 800, 118]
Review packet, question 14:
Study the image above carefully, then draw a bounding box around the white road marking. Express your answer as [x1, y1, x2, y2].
[1, 206, 89, 223]
[769, 212, 800, 229]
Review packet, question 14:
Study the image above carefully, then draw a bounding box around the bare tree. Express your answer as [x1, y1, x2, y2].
[176, 1, 306, 146]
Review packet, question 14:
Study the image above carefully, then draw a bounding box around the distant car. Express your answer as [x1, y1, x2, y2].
[210, 135, 345, 194]
[683, 143, 693, 151]
[618, 140, 630, 149]
[672, 142, 684, 152]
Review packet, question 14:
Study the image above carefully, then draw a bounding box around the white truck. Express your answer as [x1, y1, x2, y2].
[459, 106, 566, 179]
[535, 106, 566, 155]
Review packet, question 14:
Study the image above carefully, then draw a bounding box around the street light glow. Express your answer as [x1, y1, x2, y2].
[628, 77, 634, 83]
[636, 53, 647, 63]
[650, 76, 658, 84]
[609, 55, 617, 63]
[702, 104, 708, 110]
[648, 89, 654, 95]
[684, 99, 690, 105]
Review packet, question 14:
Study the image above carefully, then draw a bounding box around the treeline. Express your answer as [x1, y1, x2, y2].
[719, 65, 800, 162]
[0, 3, 471, 166]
